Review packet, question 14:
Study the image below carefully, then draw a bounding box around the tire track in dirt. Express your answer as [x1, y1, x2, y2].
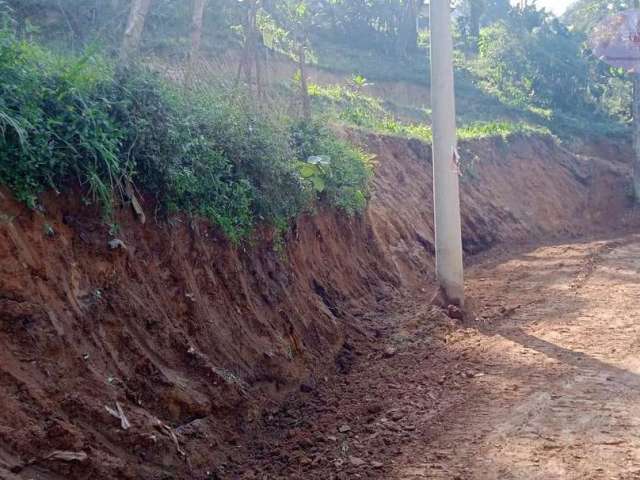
[395, 234, 640, 479]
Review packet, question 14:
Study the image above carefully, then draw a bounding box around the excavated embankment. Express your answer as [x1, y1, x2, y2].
[0, 133, 633, 479]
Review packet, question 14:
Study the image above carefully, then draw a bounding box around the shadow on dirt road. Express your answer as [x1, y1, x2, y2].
[236, 234, 640, 480]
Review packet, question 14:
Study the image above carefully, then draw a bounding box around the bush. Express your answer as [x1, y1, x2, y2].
[290, 120, 373, 215]
[0, 31, 125, 210]
[476, 18, 592, 112]
[0, 28, 372, 242]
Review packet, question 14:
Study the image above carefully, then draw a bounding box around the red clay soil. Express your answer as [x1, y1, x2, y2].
[236, 234, 640, 479]
[0, 133, 634, 479]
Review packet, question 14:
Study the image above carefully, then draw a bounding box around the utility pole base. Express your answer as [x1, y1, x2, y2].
[430, 285, 464, 310]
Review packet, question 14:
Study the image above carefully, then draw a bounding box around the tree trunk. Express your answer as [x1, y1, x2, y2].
[396, 0, 418, 57]
[120, 0, 152, 63]
[185, 0, 207, 89]
[299, 46, 311, 121]
[469, 0, 483, 54]
[234, 0, 259, 96]
[234, 38, 251, 90]
[255, 38, 264, 101]
[248, 1, 262, 99]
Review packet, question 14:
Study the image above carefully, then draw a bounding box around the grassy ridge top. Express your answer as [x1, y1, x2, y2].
[0, 30, 371, 243]
[0, 0, 632, 246]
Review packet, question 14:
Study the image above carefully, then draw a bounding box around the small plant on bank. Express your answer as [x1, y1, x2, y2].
[290, 120, 373, 215]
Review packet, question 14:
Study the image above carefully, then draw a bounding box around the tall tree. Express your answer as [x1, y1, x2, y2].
[396, 0, 420, 57]
[235, 0, 263, 99]
[468, 0, 484, 53]
[185, 0, 208, 89]
[455, 0, 510, 53]
[262, 0, 314, 119]
[120, 0, 152, 62]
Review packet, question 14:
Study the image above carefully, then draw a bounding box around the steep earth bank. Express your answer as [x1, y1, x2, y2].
[0, 133, 632, 479]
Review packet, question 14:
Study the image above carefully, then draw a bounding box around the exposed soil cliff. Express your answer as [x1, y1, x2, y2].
[0, 133, 633, 479]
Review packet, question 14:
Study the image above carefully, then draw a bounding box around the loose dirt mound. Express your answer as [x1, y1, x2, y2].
[0, 133, 632, 479]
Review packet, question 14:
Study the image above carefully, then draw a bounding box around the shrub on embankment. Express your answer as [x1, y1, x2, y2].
[0, 28, 372, 243]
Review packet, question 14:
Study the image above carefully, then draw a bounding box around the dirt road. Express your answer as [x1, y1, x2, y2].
[237, 234, 640, 479]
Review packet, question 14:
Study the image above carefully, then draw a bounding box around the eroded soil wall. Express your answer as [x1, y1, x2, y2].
[0, 133, 632, 479]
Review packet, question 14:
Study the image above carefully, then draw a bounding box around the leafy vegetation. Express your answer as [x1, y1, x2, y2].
[0, 23, 371, 242]
[291, 120, 373, 214]
[5, 1, 634, 129]
[308, 81, 547, 143]
[1, 0, 637, 243]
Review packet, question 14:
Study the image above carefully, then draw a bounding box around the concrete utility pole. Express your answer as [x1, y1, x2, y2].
[429, 0, 465, 306]
[634, 0, 640, 202]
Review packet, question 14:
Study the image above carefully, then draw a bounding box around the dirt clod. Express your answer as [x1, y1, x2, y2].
[383, 346, 397, 358]
[447, 305, 465, 321]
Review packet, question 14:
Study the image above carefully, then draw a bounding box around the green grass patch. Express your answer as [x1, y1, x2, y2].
[457, 121, 549, 140]
[309, 82, 549, 144]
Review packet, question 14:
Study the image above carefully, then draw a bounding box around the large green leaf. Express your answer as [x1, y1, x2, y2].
[310, 175, 325, 192]
[299, 163, 319, 178]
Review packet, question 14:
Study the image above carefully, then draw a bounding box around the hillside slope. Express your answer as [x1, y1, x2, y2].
[0, 133, 633, 479]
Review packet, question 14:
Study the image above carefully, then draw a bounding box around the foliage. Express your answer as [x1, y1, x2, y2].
[563, 0, 631, 33]
[454, 0, 511, 52]
[1, 0, 635, 242]
[0, 30, 124, 210]
[290, 120, 373, 214]
[308, 80, 548, 143]
[0, 27, 372, 242]
[300, 0, 420, 55]
[565, 0, 635, 124]
[4, 0, 243, 56]
[8, 0, 624, 139]
[5, 0, 425, 61]
[476, 15, 592, 111]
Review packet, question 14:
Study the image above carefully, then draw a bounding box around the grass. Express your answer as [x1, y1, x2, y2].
[310, 38, 430, 87]
[308, 82, 551, 144]
[457, 121, 549, 140]
[304, 32, 628, 144]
